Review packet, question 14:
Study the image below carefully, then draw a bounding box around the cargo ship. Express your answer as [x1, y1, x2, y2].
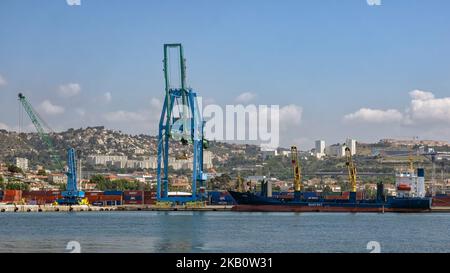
[228, 168, 432, 213]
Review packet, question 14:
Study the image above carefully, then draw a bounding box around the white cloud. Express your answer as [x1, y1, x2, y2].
[235, 92, 256, 103]
[344, 90, 450, 126]
[409, 90, 435, 101]
[102, 97, 164, 135]
[0, 74, 7, 87]
[38, 100, 65, 115]
[344, 108, 403, 123]
[408, 91, 450, 123]
[280, 104, 303, 126]
[104, 92, 112, 103]
[58, 83, 81, 97]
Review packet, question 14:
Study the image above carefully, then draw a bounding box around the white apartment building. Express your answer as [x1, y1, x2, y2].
[325, 144, 346, 157]
[88, 151, 213, 170]
[346, 138, 357, 156]
[87, 155, 128, 166]
[315, 140, 326, 159]
[15, 157, 29, 171]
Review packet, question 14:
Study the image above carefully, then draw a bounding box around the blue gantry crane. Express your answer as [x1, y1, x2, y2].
[157, 44, 207, 203]
[18, 93, 85, 205]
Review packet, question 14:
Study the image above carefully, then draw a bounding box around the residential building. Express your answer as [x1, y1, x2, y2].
[315, 140, 326, 159]
[261, 149, 278, 160]
[325, 144, 346, 157]
[48, 173, 66, 184]
[346, 138, 357, 156]
[15, 157, 29, 171]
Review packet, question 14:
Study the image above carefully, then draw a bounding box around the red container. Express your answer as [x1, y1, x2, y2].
[85, 191, 104, 196]
[144, 195, 157, 204]
[99, 195, 122, 201]
[144, 200, 156, 205]
[325, 195, 349, 200]
[3, 190, 22, 202]
[342, 192, 364, 200]
[86, 196, 100, 202]
[124, 200, 143, 205]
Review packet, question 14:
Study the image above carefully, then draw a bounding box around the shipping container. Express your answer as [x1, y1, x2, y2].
[85, 191, 104, 196]
[124, 190, 143, 195]
[324, 195, 350, 200]
[124, 195, 143, 201]
[3, 190, 22, 202]
[123, 200, 143, 205]
[99, 195, 122, 201]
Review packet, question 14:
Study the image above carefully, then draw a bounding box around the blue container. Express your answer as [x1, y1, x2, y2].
[124, 196, 143, 201]
[104, 190, 123, 196]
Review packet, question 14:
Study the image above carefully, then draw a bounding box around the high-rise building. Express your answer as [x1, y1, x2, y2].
[346, 139, 357, 156]
[315, 140, 326, 159]
[325, 144, 346, 158]
[15, 157, 29, 171]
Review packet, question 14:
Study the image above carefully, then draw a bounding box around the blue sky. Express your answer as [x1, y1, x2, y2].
[1, 0, 450, 149]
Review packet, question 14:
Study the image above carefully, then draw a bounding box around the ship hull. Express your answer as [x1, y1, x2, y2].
[228, 191, 432, 213]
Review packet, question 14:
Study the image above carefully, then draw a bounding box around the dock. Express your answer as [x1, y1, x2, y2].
[0, 204, 233, 213]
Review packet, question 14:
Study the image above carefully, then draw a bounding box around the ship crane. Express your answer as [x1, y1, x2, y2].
[291, 146, 302, 200]
[18, 93, 85, 205]
[345, 147, 358, 201]
[156, 44, 207, 203]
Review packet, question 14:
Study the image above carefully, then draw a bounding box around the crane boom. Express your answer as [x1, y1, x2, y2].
[18, 93, 63, 170]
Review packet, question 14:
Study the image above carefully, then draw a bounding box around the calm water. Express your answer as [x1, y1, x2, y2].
[0, 212, 449, 253]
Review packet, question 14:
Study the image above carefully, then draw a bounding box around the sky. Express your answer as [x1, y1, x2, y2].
[1, 0, 450, 150]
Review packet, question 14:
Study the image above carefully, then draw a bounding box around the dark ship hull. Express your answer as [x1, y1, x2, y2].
[228, 191, 432, 213]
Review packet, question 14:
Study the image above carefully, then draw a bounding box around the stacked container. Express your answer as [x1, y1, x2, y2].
[123, 190, 143, 205]
[2, 190, 22, 203]
[342, 191, 364, 200]
[84, 191, 104, 204]
[144, 191, 156, 205]
[22, 191, 62, 205]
